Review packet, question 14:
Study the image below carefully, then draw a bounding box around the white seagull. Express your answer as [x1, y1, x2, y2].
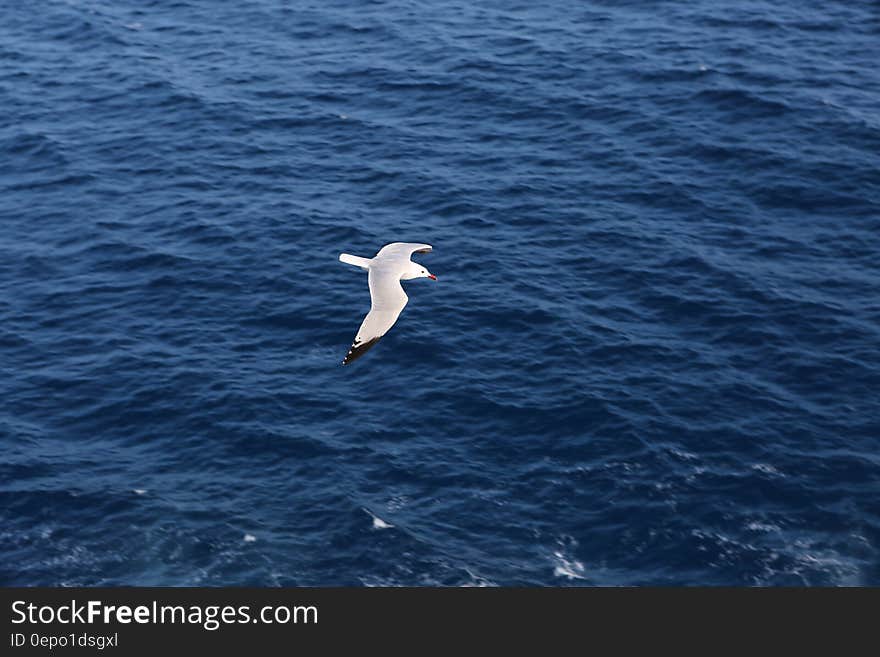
[339, 242, 437, 365]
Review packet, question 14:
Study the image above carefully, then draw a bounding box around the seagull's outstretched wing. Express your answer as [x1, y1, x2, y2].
[375, 242, 432, 259]
[343, 268, 409, 365]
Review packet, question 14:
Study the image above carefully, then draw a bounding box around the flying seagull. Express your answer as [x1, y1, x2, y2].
[339, 242, 436, 365]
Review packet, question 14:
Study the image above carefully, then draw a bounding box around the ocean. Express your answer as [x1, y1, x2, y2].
[1, 0, 878, 586]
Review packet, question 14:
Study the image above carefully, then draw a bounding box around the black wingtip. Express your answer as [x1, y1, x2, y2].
[342, 336, 382, 365]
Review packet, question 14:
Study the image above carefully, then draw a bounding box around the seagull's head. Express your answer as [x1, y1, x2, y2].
[402, 262, 437, 281]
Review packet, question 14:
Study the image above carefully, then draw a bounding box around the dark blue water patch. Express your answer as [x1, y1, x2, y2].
[1, 0, 879, 586]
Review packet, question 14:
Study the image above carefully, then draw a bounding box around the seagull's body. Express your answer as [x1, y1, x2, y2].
[339, 242, 436, 365]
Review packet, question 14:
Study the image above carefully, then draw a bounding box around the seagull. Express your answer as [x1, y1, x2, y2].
[339, 242, 436, 365]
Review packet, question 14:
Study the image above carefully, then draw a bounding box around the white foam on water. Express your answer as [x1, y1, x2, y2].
[461, 568, 496, 587]
[746, 521, 780, 533]
[552, 551, 586, 580]
[243, 534, 257, 543]
[364, 507, 393, 529]
[132, 489, 147, 495]
[751, 463, 784, 476]
[669, 447, 698, 461]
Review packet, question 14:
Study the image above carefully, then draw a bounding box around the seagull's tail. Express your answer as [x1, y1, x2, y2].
[339, 253, 371, 270]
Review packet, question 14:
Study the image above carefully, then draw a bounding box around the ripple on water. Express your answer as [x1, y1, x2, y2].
[1, 0, 879, 586]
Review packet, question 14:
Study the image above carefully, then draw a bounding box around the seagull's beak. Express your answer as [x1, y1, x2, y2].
[428, 274, 437, 281]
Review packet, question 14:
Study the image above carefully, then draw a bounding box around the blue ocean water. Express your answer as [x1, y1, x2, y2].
[1, 0, 879, 586]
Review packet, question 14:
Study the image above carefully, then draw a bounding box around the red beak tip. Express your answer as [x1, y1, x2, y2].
[429, 274, 437, 280]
